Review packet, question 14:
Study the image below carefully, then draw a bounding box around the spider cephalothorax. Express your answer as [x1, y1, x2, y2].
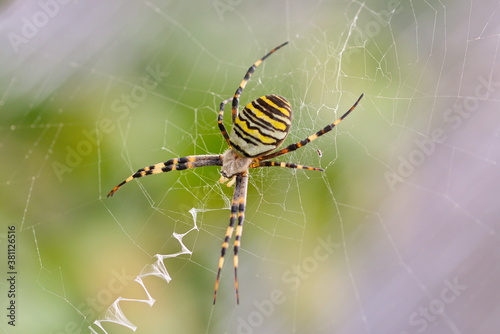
[108, 41, 363, 304]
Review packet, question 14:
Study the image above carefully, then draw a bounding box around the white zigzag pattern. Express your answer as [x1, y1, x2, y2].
[90, 208, 199, 333]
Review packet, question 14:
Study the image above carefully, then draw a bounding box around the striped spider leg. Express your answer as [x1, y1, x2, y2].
[107, 155, 223, 197]
[107, 41, 363, 305]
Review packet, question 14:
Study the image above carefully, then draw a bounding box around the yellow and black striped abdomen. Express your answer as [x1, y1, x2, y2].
[229, 95, 292, 157]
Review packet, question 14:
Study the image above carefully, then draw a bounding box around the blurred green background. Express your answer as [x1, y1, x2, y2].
[1, 1, 499, 333]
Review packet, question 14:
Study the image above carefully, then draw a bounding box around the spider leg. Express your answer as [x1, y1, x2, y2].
[232, 174, 248, 304]
[107, 155, 222, 197]
[251, 161, 324, 171]
[258, 93, 364, 161]
[218, 97, 233, 146]
[213, 173, 248, 304]
[230, 42, 289, 123]
[218, 42, 289, 148]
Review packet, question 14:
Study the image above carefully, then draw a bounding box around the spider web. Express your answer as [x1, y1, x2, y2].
[1, 0, 500, 333]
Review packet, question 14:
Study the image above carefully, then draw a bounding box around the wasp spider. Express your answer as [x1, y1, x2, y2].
[107, 41, 363, 304]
